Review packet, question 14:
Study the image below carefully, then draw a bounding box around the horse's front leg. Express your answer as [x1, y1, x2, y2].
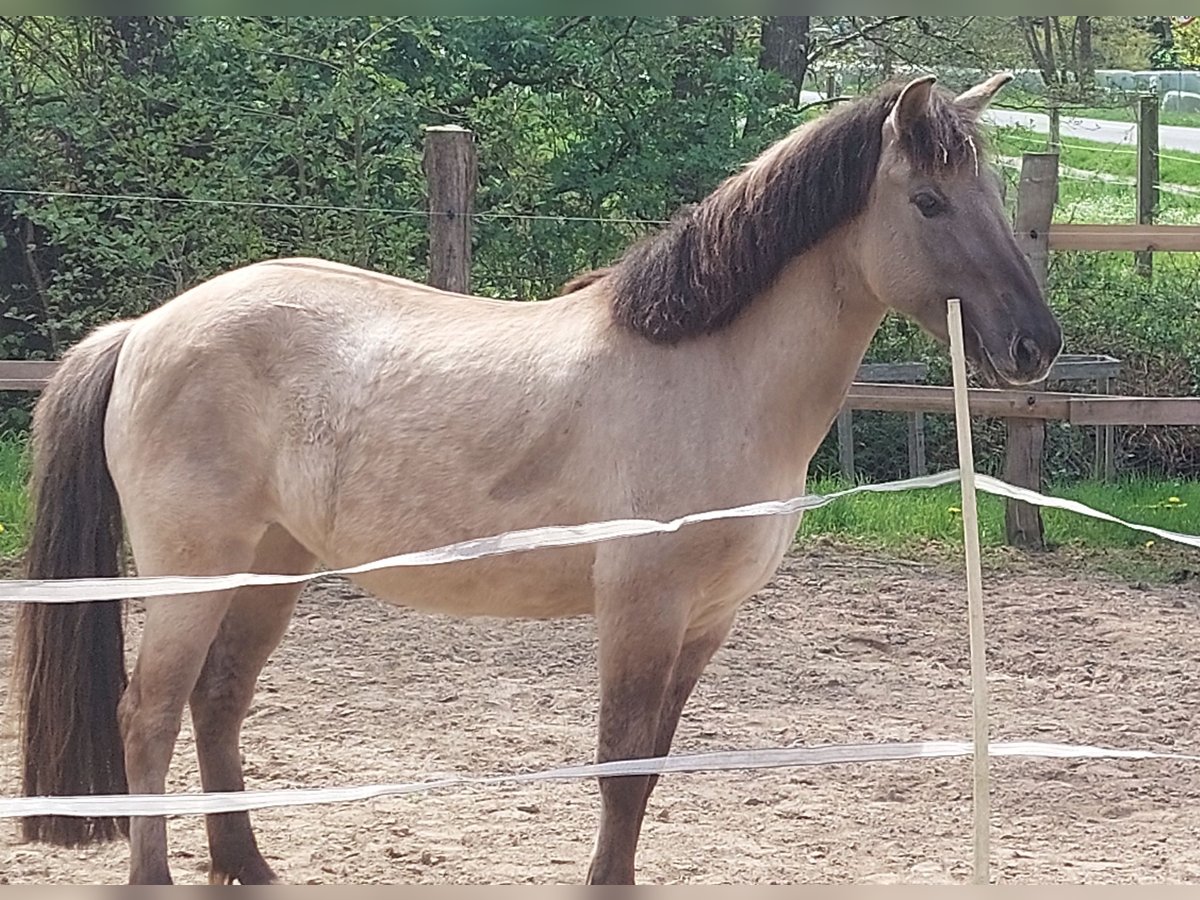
[585, 588, 688, 885]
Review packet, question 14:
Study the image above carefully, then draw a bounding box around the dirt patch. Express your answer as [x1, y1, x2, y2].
[3, 544, 1200, 884]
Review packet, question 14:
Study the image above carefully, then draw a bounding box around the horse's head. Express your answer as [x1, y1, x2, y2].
[856, 72, 1062, 386]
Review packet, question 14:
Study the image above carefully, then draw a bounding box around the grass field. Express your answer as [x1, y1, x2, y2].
[0, 437, 26, 558]
[987, 125, 1200, 231]
[991, 126, 1200, 188]
[991, 95, 1200, 130]
[800, 474, 1200, 551]
[1053, 104, 1200, 130]
[0, 435, 1197, 571]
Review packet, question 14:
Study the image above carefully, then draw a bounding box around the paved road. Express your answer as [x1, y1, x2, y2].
[985, 107, 1200, 155]
[799, 90, 1200, 154]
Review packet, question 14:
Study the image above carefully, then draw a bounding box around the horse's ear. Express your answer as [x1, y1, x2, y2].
[955, 71, 1014, 118]
[885, 74, 937, 139]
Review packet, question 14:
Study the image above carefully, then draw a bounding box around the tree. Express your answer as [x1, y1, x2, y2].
[758, 16, 809, 93]
[1174, 16, 1200, 66]
[1018, 16, 1097, 91]
[757, 16, 910, 101]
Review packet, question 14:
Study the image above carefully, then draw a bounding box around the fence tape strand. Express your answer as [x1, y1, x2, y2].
[3, 469, 1199, 605]
[5, 470, 1200, 820]
[3, 739, 1200, 820]
[4, 470, 962, 603]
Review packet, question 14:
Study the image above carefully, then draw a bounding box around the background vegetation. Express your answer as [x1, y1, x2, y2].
[1, 16, 1199, 496]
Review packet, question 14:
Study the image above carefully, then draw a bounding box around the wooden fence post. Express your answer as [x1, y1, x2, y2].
[837, 408, 855, 479]
[423, 125, 477, 293]
[1007, 152, 1059, 550]
[1100, 372, 1116, 480]
[1047, 100, 1061, 153]
[1136, 94, 1159, 277]
[908, 411, 927, 477]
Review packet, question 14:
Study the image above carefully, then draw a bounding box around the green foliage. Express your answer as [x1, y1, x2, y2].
[800, 473, 1200, 552]
[1173, 17, 1200, 67]
[0, 16, 815, 357]
[1, 17, 1198, 483]
[0, 434, 28, 558]
[1092, 16, 1157, 69]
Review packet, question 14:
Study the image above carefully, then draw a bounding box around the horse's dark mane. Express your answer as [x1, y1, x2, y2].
[608, 81, 984, 344]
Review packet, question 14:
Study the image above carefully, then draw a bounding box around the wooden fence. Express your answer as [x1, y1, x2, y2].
[844, 151, 1200, 549]
[4, 140, 1200, 550]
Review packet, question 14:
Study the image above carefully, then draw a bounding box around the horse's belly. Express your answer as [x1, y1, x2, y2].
[343, 546, 597, 619]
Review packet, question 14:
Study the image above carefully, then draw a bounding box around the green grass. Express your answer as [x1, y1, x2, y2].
[0, 435, 28, 559]
[799, 475, 1200, 552]
[1055, 105, 1200, 131]
[991, 126, 1200, 190]
[989, 125, 1200, 227]
[991, 93, 1200, 130]
[0, 431, 1197, 568]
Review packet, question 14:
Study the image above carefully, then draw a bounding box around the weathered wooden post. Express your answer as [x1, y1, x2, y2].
[1136, 94, 1159, 277]
[423, 125, 477, 293]
[908, 410, 927, 477]
[1047, 100, 1061, 153]
[837, 407, 855, 479]
[1102, 371, 1116, 480]
[836, 362, 930, 480]
[1007, 152, 1059, 549]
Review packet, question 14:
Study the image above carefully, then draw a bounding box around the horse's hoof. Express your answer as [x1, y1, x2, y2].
[240, 858, 281, 885]
[208, 858, 280, 885]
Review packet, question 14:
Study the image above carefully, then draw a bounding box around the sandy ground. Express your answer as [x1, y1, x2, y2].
[3, 543, 1200, 885]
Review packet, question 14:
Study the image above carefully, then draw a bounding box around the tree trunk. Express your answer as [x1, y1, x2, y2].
[1018, 17, 1055, 86]
[104, 16, 179, 76]
[1076, 15, 1094, 88]
[1041, 17, 1060, 85]
[718, 19, 736, 57]
[759, 16, 810, 93]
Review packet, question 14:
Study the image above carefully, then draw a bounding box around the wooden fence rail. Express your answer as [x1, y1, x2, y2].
[846, 383, 1200, 426]
[5, 151, 1200, 549]
[1048, 223, 1200, 252]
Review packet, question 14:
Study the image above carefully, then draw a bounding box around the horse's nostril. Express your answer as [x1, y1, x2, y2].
[1014, 336, 1041, 373]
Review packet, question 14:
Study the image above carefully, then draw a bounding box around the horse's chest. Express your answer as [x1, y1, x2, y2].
[682, 515, 797, 610]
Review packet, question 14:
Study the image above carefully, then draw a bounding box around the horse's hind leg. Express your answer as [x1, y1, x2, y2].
[190, 525, 314, 885]
[119, 527, 266, 884]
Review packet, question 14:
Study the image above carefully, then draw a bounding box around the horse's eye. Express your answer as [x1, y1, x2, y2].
[912, 190, 945, 218]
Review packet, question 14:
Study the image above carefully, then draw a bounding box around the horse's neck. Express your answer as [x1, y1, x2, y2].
[725, 226, 886, 488]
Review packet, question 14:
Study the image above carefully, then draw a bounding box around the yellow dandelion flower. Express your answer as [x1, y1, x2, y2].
[0, 523, 5, 533]
[1169, 496, 1182, 504]
[948, 506, 961, 514]
[1145, 540, 1156, 548]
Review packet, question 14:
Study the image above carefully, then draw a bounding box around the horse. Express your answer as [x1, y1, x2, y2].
[11, 72, 1061, 885]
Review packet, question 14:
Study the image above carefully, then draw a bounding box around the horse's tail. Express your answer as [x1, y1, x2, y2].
[13, 319, 134, 846]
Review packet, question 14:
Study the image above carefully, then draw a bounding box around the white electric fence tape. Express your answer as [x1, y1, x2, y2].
[4, 468, 1200, 821]
[4, 470, 1200, 605]
[3, 740, 1200, 820]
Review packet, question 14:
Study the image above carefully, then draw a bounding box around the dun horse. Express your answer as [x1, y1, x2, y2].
[13, 73, 1060, 884]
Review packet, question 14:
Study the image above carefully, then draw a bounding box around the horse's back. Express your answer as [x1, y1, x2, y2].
[101, 256, 619, 615]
